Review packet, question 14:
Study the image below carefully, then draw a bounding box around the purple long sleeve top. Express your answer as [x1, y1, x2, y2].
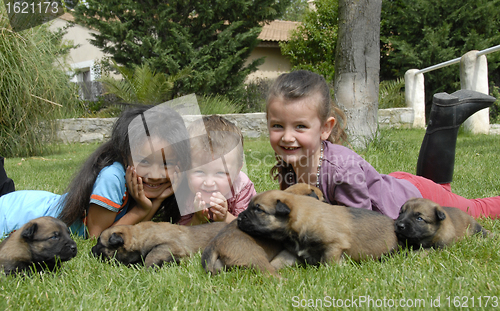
[317, 141, 422, 219]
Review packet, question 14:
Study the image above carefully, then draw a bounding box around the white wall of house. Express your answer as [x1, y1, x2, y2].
[49, 17, 106, 82]
[49, 16, 120, 100]
[245, 44, 292, 81]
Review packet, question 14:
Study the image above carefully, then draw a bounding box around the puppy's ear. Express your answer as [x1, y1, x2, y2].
[108, 233, 125, 247]
[308, 190, 319, 200]
[435, 208, 446, 221]
[21, 223, 38, 241]
[398, 206, 405, 214]
[275, 200, 291, 217]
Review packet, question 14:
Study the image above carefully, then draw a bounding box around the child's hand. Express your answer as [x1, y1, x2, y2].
[192, 192, 212, 224]
[208, 192, 229, 222]
[126, 166, 174, 219]
[126, 166, 154, 212]
[153, 166, 179, 204]
[127, 165, 178, 209]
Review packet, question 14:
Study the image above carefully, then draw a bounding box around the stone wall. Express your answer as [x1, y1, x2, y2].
[57, 117, 117, 143]
[377, 108, 414, 129]
[55, 109, 416, 144]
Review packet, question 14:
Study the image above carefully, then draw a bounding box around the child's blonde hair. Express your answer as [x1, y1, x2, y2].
[188, 115, 244, 168]
[266, 70, 348, 190]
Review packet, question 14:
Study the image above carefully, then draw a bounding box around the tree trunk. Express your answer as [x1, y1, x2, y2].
[334, 0, 381, 149]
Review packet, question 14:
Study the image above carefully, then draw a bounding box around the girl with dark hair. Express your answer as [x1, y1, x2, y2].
[0, 104, 190, 238]
[267, 70, 500, 219]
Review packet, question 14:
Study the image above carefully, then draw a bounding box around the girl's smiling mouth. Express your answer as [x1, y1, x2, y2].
[280, 146, 300, 151]
[143, 181, 168, 189]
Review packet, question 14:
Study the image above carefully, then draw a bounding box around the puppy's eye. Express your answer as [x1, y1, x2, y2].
[253, 204, 264, 213]
[49, 232, 60, 240]
[416, 216, 424, 222]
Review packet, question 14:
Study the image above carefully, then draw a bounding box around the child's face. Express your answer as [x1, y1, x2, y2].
[267, 94, 333, 169]
[188, 148, 240, 204]
[132, 137, 179, 199]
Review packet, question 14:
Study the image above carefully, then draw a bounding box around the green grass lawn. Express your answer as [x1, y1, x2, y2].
[2, 128, 500, 310]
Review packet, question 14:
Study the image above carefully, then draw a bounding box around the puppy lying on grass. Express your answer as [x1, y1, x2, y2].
[201, 184, 322, 276]
[0, 216, 77, 275]
[237, 188, 398, 265]
[91, 221, 226, 267]
[395, 198, 491, 249]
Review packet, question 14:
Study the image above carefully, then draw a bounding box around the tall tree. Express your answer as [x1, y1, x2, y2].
[380, 0, 500, 105]
[73, 0, 291, 99]
[334, 0, 382, 148]
[281, 0, 309, 21]
[280, 0, 339, 82]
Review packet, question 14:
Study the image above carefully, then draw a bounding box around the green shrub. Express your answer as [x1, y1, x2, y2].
[82, 92, 125, 118]
[240, 78, 273, 113]
[197, 94, 243, 115]
[489, 82, 500, 124]
[0, 8, 82, 157]
[379, 77, 406, 109]
[98, 60, 190, 106]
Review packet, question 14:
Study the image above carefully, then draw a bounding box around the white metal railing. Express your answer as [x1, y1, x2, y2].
[405, 45, 500, 133]
[415, 58, 461, 75]
[415, 45, 500, 75]
[477, 45, 500, 57]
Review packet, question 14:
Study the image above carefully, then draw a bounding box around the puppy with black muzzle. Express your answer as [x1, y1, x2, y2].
[91, 221, 226, 267]
[237, 188, 398, 265]
[395, 198, 491, 249]
[201, 184, 322, 276]
[0, 216, 78, 276]
[201, 220, 295, 276]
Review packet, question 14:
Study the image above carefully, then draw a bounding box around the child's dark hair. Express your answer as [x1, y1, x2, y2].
[58, 105, 190, 226]
[266, 70, 347, 190]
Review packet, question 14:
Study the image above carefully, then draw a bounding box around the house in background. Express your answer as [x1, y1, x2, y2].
[50, 13, 107, 100]
[49, 13, 299, 100]
[245, 20, 300, 82]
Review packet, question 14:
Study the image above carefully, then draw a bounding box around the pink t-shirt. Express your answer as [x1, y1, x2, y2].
[177, 171, 256, 225]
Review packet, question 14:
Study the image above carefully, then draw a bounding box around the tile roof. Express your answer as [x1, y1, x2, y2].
[258, 20, 300, 42]
[59, 12, 75, 22]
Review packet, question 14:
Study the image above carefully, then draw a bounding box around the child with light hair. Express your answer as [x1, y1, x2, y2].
[178, 115, 256, 225]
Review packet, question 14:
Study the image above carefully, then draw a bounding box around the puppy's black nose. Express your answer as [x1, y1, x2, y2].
[237, 213, 247, 221]
[395, 222, 405, 231]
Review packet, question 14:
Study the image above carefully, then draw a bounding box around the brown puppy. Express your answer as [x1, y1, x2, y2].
[201, 183, 322, 276]
[91, 221, 226, 267]
[284, 183, 325, 201]
[201, 220, 295, 276]
[0, 216, 77, 275]
[237, 189, 398, 265]
[395, 198, 491, 249]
